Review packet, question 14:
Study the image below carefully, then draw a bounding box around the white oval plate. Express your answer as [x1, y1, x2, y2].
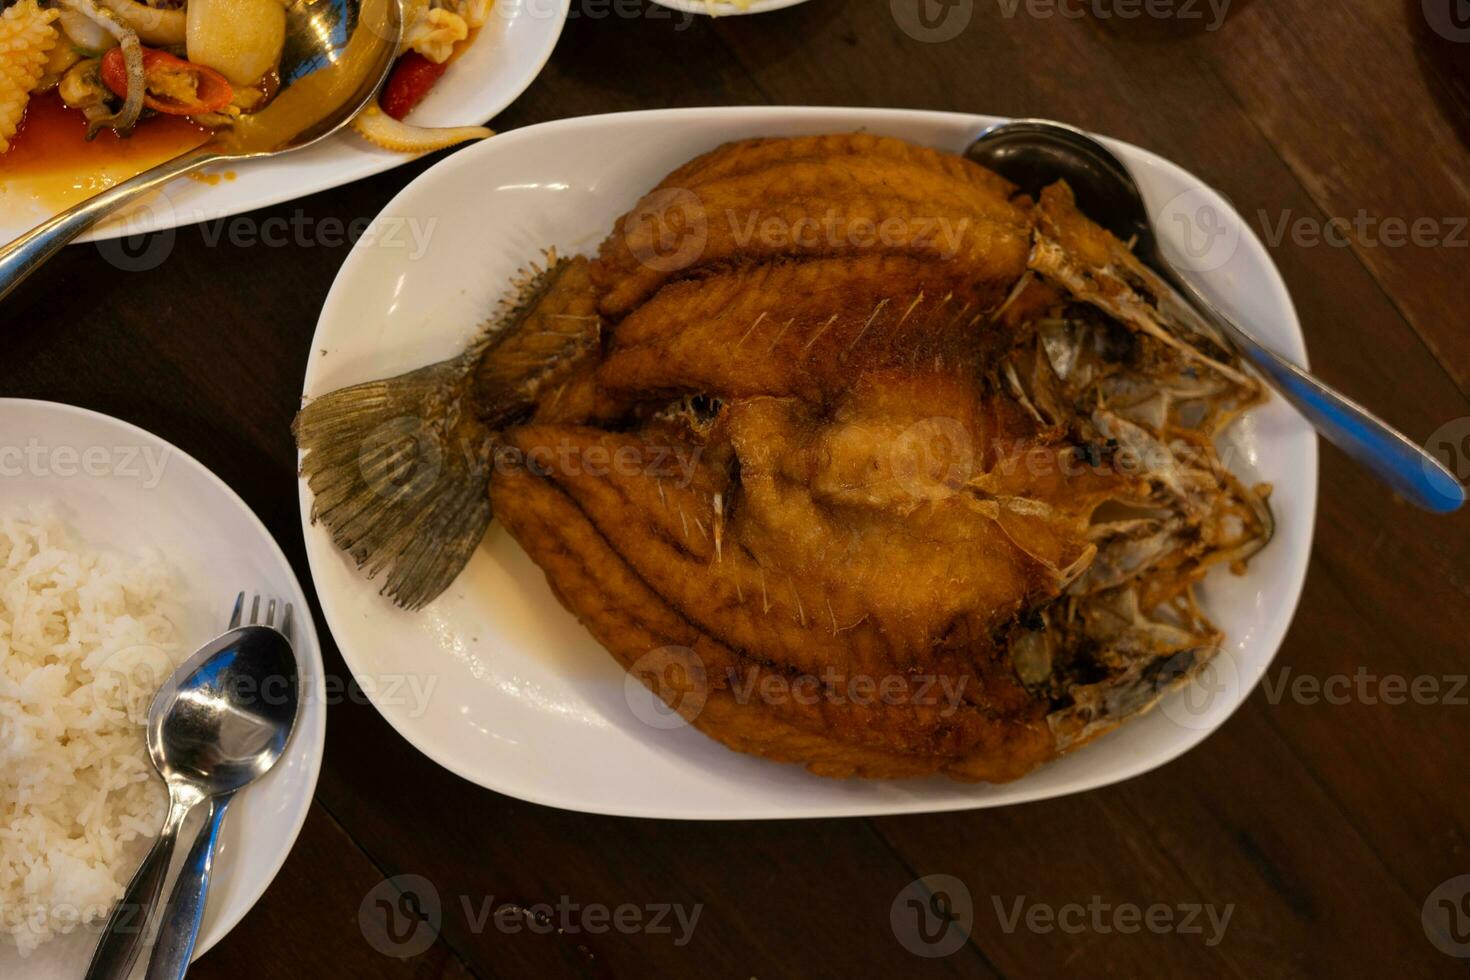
[0, 0, 569, 244]
[0, 400, 326, 972]
[300, 106, 1317, 820]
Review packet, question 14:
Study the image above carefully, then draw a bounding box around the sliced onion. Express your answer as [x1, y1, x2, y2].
[350, 103, 490, 154]
[57, 8, 114, 50]
[97, 0, 184, 46]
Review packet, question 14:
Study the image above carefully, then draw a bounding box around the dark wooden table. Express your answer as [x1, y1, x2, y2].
[6, 1, 1470, 975]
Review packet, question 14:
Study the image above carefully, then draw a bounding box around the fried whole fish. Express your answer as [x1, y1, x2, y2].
[295, 134, 1273, 781]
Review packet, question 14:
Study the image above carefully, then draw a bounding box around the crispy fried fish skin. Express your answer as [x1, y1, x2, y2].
[655, 133, 1019, 199]
[473, 256, 604, 423]
[494, 357, 1129, 780]
[593, 137, 1030, 319]
[491, 464, 1057, 782]
[597, 255, 1016, 403]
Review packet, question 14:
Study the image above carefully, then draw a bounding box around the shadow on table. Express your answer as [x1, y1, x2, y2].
[1407, 0, 1470, 150]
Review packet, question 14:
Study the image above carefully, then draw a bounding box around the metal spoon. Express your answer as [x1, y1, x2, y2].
[0, 0, 402, 303]
[966, 118, 1466, 514]
[85, 605, 300, 980]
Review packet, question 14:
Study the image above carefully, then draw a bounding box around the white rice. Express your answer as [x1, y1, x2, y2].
[0, 506, 184, 957]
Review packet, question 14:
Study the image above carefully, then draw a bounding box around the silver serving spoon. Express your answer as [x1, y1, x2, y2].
[0, 0, 402, 303]
[966, 119, 1466, 514]
[85, 599, 299, 980]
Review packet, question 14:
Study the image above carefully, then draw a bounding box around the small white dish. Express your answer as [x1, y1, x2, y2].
[0, 0, 570, 244]
[299, 106, 1317, 820]
[651, 0, 812, 15]
[0, 400, 326, 972]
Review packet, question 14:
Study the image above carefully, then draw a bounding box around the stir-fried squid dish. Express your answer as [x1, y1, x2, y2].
[295, 134, 1274, 782]
[0, 0, 492, 157]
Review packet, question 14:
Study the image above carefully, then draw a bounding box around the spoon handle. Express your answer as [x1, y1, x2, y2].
[85, 793, 195, 980]
[145, 794, 235, 980]
[1165, 270, 1466, 514]
[0, 151, 220, 304]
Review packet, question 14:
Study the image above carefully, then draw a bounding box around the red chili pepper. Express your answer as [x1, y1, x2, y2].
[100, 46, 234, 116]
[379, 52, 448, 121]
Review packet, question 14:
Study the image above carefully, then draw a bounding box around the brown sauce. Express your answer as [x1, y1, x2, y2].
[0, 91, 212, 212]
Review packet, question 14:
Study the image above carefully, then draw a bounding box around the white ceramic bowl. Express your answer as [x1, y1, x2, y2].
[0, 0, 570, 244]
[0, 400, 326, 972]
[299, 106, 1317, 819]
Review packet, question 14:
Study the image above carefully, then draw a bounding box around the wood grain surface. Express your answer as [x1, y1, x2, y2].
[4, 1, 1468, 976]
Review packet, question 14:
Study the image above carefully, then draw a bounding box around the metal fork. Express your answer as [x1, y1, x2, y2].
[227, 591, 294, 638]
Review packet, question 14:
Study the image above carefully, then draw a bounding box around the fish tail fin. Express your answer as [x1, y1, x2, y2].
[295, 251, 603, 609]
[294, 353, 494, 611]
